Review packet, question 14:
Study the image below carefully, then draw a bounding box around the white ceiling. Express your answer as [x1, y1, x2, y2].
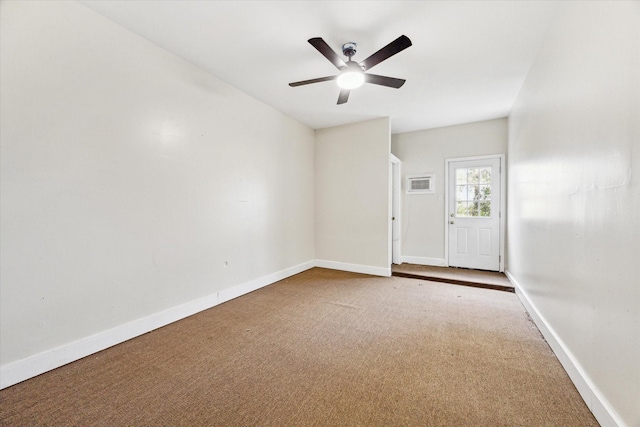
[79, 1, 558, 134]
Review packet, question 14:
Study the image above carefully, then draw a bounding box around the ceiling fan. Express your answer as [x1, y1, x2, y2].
[289, 35, 412, 105]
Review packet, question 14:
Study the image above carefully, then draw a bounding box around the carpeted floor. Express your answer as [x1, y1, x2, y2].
[0, 268, 597, 426]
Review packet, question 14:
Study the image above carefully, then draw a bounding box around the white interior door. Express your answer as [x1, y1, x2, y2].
[447, 157, 501, 271]
[391, 157, 401, 264]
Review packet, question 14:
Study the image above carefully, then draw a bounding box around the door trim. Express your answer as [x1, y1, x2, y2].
[444, 154, 505, 272]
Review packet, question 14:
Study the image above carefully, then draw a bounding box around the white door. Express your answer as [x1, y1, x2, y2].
[447, 157, 501, 271]
[391, 156, 401, 264]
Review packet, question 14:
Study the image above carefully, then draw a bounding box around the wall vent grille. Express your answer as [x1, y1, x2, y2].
[406, 174, 435, 194]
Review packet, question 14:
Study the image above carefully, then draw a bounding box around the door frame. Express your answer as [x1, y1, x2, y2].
[390, 154, 402, 265]
[444, 154, 506, 272]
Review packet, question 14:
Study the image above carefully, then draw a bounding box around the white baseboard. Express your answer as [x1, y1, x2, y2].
[0, 260, 315, 390]
[315, 259, 391, 277]
[400, 256, 446, 267]
[505, 270, 624, 427]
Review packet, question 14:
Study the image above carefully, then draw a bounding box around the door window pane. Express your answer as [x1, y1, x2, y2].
[479, 168, 491, 184]
[456, 201, 469, 216]
[468, 168, 479, 184]
[479, 201, 491, 217]
[455, 167, 492, 217]
[479, 185, 491, 201]
[456, 169, 468, 185]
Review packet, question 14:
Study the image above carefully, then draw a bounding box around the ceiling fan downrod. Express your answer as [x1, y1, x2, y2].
[341, 42, 357, 60]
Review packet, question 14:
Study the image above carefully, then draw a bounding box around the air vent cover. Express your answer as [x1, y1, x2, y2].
[406, 174, 435, 194]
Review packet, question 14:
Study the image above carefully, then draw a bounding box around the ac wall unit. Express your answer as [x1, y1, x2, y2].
[406, 174, 435, 194]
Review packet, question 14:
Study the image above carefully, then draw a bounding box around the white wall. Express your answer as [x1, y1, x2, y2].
[507, 2, 639, 426]
[315, 118, 391, 276]
[391, 119, 507, 264]
[0, 0, 314, 376]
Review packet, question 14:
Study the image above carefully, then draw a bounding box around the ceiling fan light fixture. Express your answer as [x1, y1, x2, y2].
[337, 69, 364, 90]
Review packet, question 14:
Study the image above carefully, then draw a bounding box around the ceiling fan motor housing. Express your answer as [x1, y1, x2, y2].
[342, 42, 357, 58]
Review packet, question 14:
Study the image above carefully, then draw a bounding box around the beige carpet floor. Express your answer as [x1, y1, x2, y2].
[0, 268, 597, 426]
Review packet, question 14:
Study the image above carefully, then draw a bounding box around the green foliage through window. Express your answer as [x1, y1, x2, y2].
[455, 167, 491, 217]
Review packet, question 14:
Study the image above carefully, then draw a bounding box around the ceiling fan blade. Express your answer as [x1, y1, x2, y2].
[359, 35, 412, 71]
[308, 37, 347, 70]
[337, 89, 350, 105]
[364, 74, 406, 89]
[289, 75, 337, 87]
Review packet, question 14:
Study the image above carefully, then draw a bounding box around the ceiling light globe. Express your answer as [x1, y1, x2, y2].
[337, 71, 365, 90]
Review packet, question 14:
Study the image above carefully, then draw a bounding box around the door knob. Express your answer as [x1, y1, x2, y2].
[450, 220, 455, 224]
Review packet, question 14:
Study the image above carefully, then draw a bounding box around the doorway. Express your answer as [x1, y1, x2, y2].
[391, 154, 401, 265]
[445, 155, 505, 272]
